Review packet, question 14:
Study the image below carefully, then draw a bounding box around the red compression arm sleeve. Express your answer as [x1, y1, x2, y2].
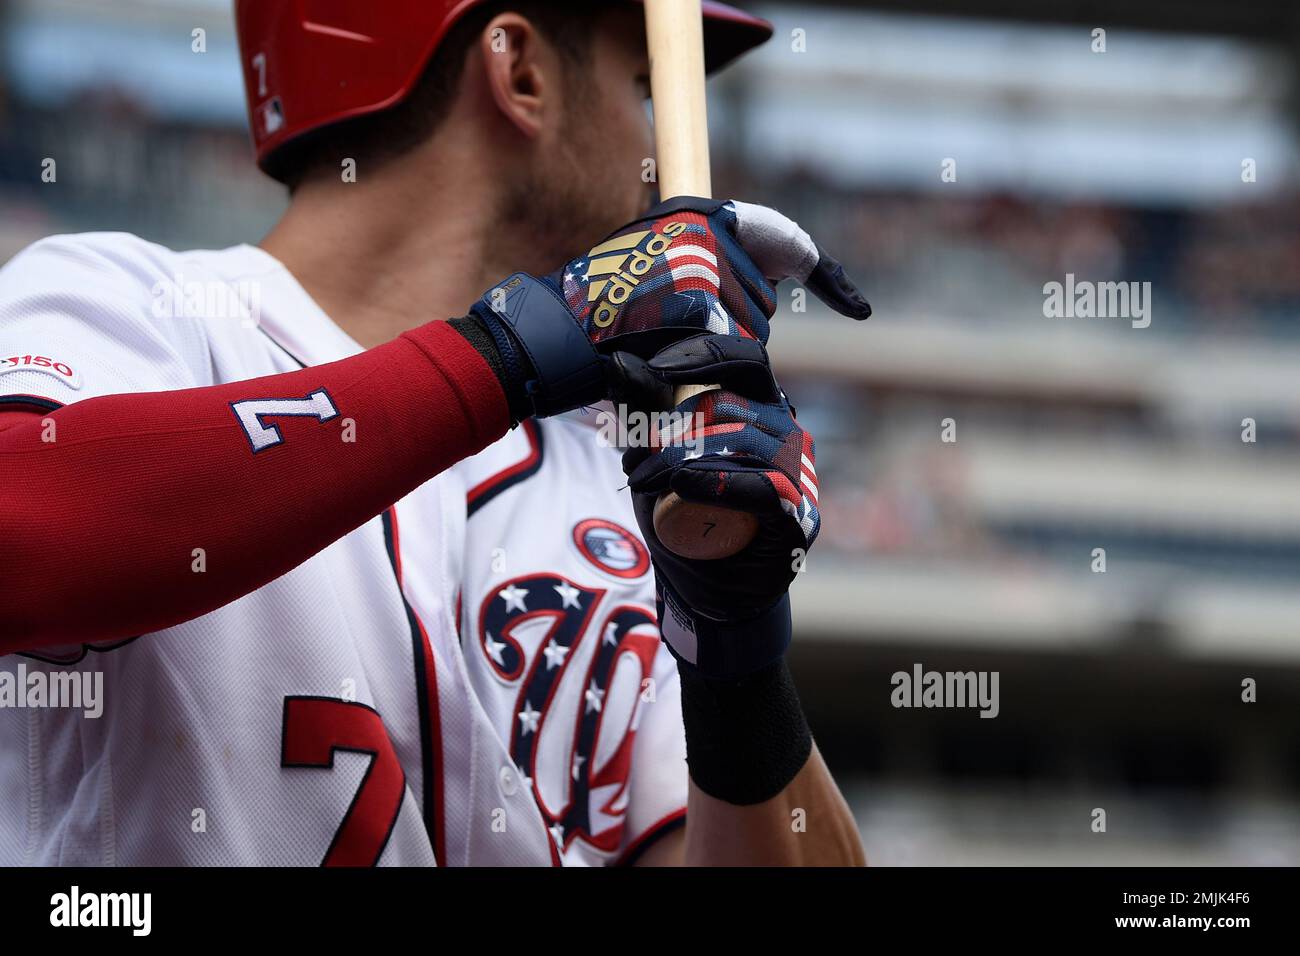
[0, 320, 510, 652]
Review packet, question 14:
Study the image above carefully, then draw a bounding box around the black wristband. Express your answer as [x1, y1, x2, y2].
[448, 314, 531, 424]
[677, 656, 813, 805]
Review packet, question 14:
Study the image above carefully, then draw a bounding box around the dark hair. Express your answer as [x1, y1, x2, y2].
[270, 1, 600, 191]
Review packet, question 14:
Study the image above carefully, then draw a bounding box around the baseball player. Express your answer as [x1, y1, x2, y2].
[0, 0, 869, 865]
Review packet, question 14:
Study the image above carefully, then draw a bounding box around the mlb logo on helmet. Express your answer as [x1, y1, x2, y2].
[258, 98, 284, 137]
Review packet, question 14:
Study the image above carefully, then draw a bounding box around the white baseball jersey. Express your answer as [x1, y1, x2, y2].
[0, 233, 686, 866]
[450, 414, 687, 864]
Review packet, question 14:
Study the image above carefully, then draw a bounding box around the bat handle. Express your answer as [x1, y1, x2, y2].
[643, 1, 755, 558]
[652, 383, 760, 559]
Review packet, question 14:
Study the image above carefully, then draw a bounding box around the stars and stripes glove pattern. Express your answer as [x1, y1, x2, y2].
[616, 333, 821, 681]
[461, 197, 870, 421]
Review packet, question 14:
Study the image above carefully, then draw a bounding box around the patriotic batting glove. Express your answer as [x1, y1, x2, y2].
[617, 334, 821, 681]
[463, 197, 870, 420]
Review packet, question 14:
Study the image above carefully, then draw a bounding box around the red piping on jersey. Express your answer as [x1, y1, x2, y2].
[465, 418, 543, 517]
[0, 394, 63, 416]
[385, 506, 447, 867]
[614, 807, 688, 866]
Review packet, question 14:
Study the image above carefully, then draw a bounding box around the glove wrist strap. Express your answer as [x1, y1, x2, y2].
[469, 273, 606, 418]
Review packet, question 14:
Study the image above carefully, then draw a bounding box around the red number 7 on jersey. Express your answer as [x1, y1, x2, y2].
[281, 697, 406, 866]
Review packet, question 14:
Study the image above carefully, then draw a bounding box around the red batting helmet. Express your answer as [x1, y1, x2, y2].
[235, 0, 773, 180]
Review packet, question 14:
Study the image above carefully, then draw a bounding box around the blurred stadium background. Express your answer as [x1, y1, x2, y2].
[3, 0, 1298, 864]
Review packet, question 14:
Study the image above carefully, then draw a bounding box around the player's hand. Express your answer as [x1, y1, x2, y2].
[615, 333, 819, 681]
[559, 197, 871, 351]
[463, 198, 870, 420]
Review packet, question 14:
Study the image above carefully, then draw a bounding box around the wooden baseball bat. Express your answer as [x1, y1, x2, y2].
[644, 0, 759, 560]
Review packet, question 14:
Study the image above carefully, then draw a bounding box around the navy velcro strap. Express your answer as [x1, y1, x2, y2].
[472, 273, 606, 418]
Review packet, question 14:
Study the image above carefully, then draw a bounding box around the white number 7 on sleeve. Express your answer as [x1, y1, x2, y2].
[231, 389, 339, 453]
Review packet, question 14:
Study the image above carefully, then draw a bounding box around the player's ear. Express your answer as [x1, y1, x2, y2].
[478, 13, 549, 140]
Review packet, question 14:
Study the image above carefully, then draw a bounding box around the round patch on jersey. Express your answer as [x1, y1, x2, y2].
[0, 354, 82, 390]
[572, 518, 650, 580]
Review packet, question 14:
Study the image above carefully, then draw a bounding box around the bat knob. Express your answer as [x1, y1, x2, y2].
[652, 491, 759, 560]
